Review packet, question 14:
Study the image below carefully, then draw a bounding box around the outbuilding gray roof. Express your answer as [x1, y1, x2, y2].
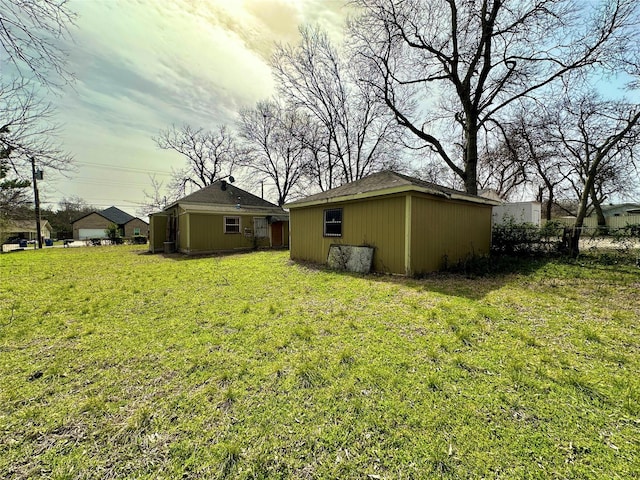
[286, 170, 498, 207]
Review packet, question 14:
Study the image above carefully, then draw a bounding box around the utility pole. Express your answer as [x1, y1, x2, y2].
[31, 157, 43, 249]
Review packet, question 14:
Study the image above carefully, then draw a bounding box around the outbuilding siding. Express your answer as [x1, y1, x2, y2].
[290, 195, 406, 274]
[149, 211, 288, 254]
[410, 194, 492, 274]
[149, 214, 168, 253]
[286, 171, 498, 276]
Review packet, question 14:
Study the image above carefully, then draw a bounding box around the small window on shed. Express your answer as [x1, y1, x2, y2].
[134, 227, 141, 236]
[324, 208, 342, 237]
[224, 216, 241, 234]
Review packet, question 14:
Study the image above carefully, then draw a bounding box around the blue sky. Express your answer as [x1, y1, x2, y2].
[38, 0, 347, 216]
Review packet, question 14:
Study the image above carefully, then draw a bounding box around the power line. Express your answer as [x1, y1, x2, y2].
[74, 160, 173, 176]
[66, 176, 157, 188]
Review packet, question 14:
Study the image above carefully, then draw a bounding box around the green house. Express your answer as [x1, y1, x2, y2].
[149, 181, 289, 255]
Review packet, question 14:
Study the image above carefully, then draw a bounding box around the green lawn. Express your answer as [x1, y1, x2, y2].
[1, 246, 638, 479]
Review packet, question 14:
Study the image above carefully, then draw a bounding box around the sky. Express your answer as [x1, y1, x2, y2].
[37, 0, 348, 217]
[8, 0, 640, 218]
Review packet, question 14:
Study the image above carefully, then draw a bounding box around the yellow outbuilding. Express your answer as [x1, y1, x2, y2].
[285, 171, 499, 276]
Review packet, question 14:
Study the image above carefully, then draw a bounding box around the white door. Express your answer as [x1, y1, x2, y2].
[254, 218, 268, 238]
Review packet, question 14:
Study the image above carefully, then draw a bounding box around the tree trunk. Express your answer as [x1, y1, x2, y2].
[464, 125, 478, 195]
[546, 189, 554, 221]
[589, 184, 606, 233]
[569, 182, 593, 258]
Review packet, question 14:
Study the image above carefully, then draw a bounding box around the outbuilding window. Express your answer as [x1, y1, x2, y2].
[324, 208, 342, 237]
[224, 216, 241, 234]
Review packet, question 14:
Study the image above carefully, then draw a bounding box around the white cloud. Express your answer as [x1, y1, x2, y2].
[44, 0, 348, 211]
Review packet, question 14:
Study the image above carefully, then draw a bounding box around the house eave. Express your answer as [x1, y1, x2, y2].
[170, 202, 288, 216]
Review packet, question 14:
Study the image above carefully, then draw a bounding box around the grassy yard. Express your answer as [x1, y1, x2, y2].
[1, 246, 638, 479]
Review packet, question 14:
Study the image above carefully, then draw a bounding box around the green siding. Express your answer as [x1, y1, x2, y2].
[148, 215, 167, 253]
[410, 194, 492, 274]
[185, 213, 272, 253]
[290, 195, 406, 274]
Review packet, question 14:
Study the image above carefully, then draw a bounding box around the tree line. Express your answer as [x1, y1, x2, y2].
[148, 25, 404, 210]
[151, 1, 640, 257]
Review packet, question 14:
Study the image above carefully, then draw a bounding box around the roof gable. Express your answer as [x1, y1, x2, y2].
[124, 217, 149, 226]
[286, 170, 499, 207]
[170, 181, 281, 209]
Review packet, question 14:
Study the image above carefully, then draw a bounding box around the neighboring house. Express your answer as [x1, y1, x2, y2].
[599, 203, 640, 217]
[492, 202, 542, 227]
[284, 170, 500, 276]
[555, 203, 640, 229]
[0, 219, 52, 244]
[72, 206, 148, 240]
[148, 180, 289, 254]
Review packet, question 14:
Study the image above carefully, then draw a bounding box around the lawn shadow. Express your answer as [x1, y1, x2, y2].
[148, 248, 267, 261]
[293, 255, 555, 301]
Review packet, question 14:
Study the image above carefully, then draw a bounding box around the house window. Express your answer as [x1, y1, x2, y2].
[324, 208, 342, 237]
[254, 217, 268, 238]
[224, 216, 241, 234]
[134, 227, 141, 236]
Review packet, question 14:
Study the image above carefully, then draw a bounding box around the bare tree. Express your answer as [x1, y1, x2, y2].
[272, 25, 401, 190]
[492, 109, 574, 220]
[350, 0, 640, 194]
[476, 131, 528, 201]
[1, 83, 72, 164]
[237, 99, 307, 206]
[1, 1, 76, 226]
[0, 0, 76, 88]
[540, 94, 640, 256]
[139, 174, 172, 216]
[0, 82, 73, 224]
[154, 124, 239, 197]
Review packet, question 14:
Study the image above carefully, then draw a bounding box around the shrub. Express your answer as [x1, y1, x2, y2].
[131, 235, 147, 245]
[491, 218, 559, 255]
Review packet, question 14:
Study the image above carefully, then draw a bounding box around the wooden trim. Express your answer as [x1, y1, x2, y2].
[404, 194, 412, 276]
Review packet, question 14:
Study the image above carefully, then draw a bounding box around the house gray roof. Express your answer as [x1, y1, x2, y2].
[100, 206, 135, 224]
[286, 170, 499, 207]
[170, 180, 281, 209]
